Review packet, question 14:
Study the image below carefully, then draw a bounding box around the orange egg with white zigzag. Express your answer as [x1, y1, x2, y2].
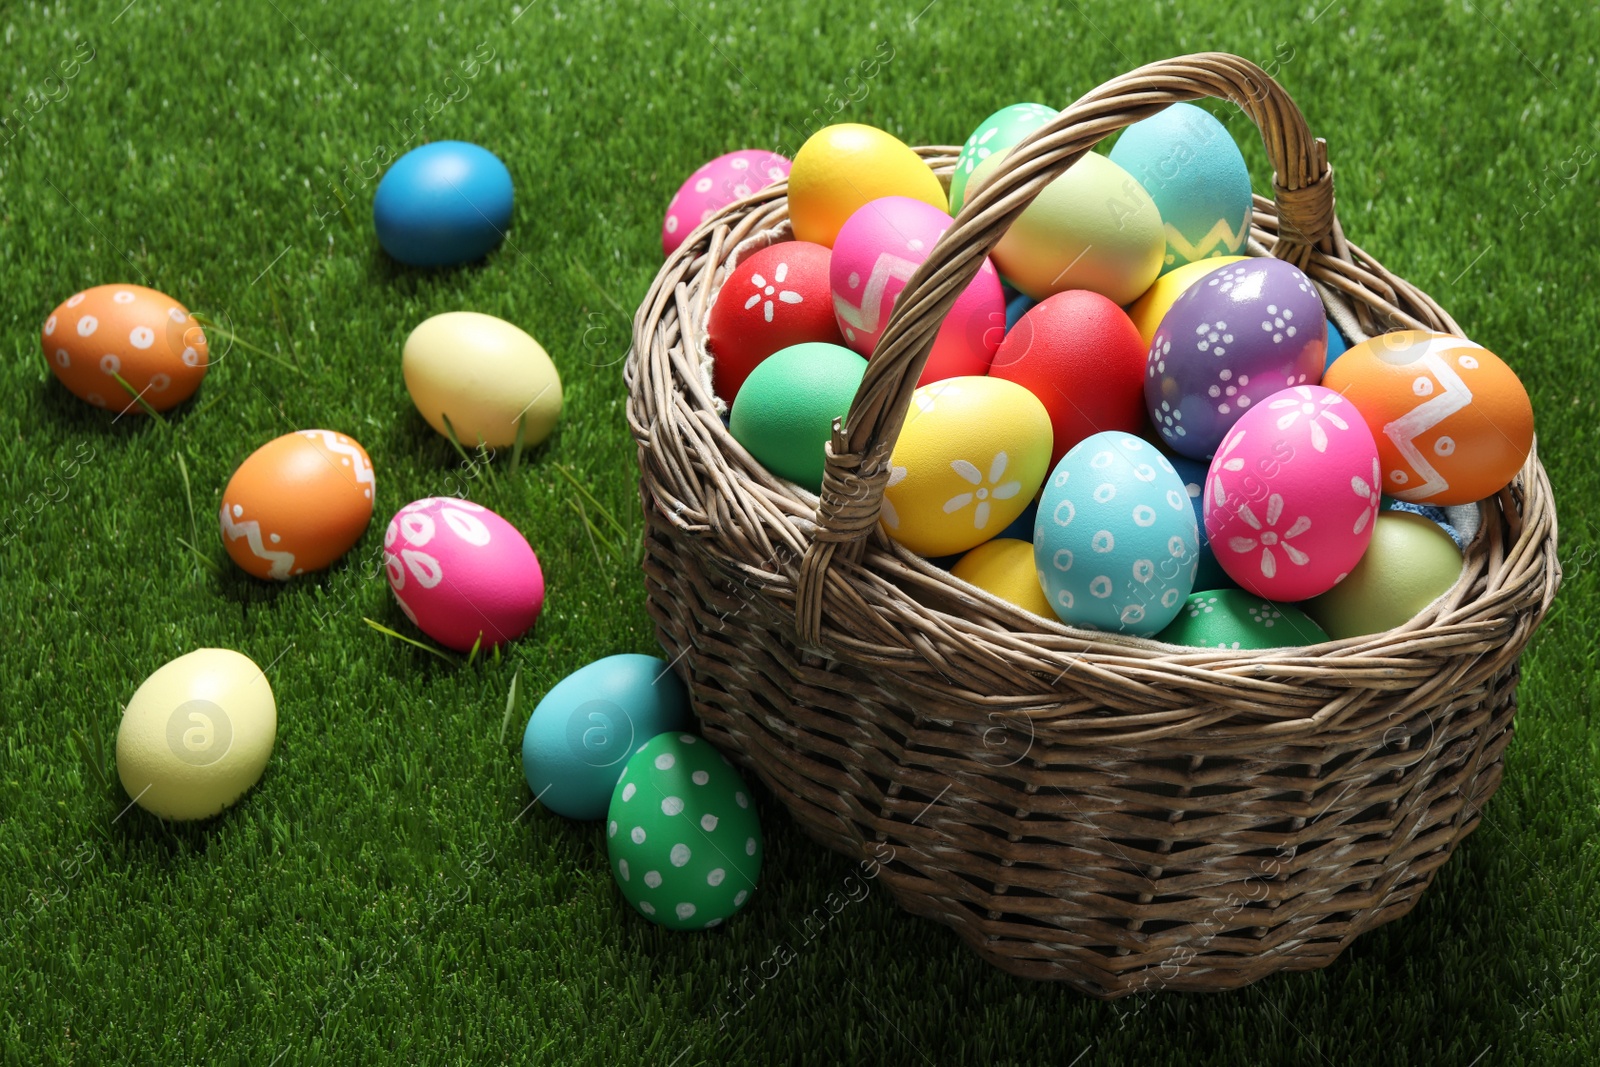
[1323, 331, 1533, 506]
[220, 430, 375, 580]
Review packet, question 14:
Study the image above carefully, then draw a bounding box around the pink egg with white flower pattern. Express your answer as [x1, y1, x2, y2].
[830, 196, 1005, 385]
[1203, 385, 1381, 602]
[383, 498, 545, 652]
[662, 149, 792, 258]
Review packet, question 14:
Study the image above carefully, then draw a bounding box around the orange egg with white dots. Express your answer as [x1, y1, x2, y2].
[1323, 330, 1534, 506]
[40, 283, 208, 413]
[220, 430, 376, 580]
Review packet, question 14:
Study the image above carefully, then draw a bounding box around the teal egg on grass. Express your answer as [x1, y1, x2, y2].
[1109, 103, 1253, 276]
[607, 733, 763, 930]
[522, 654, 691, 821]
[950, 102, 1057, 214]
[728, 342, 868, 492]
[1034, 431, 1199, 635]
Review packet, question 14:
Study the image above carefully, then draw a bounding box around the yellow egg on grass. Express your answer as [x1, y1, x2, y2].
[1126, 255, 1247, 347]
[951, 538, 1055, 619]
[403, 311, 563, 450]
[115, 649, 277, 821]
[787, 124, 947, 247]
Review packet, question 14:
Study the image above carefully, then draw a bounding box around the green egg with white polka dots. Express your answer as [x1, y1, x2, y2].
[1155, 589, 1328, 650]
[606, 732, 762, 931]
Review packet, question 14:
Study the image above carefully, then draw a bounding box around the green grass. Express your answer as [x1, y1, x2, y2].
[2, 0, 1598, 1063]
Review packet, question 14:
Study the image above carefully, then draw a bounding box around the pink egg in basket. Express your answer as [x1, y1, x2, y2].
[383, 497, 545, 652]
[830, 196, 1005, 385]
[1203, 385, 1381, 602]
[662, 149, 792, 258]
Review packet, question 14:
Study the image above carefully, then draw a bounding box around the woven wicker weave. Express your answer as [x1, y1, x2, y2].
[625, 53, 1561, 996]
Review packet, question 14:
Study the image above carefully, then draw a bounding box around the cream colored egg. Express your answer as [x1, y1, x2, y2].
[402, 311, 564, 449]
[115, 648, 277, 821]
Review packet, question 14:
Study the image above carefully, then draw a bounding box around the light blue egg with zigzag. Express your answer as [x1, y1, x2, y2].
[1109, 103, 1253, 277]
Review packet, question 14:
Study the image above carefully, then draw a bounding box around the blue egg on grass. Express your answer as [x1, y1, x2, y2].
[521, 653, 691, 820]
[1166, 453, 1236, 591]
[374, 141, 514, 267]
[1323, 318, 1349, 373]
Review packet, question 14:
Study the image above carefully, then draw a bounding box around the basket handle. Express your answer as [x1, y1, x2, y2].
[794, 52, 1339, 646]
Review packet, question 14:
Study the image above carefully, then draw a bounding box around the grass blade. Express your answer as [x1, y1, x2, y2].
[111, 372, 167, 425]
[465, 633, 483, 668]
[361, 617, 458, 664]
[553, 462, 628, 544]
[69, 728, 110, 794]
[191, 313, 307, 378]
[510, 410, 527, 477]
[499, 668, 522, 744]
[175, 536, 223, 575]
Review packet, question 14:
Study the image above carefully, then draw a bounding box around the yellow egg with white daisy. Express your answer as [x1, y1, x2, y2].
[880, 376, 1053, 558]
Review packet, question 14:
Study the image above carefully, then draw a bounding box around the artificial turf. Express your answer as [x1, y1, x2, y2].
[2, 0, 1598, 1063]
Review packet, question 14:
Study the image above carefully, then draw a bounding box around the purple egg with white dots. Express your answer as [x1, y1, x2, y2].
[1145, 258, 1328, 459]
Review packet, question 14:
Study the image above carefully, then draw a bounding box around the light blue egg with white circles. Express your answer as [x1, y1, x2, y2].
[1033, 431, 1199, 635]
[1108, 103, 1252, 277]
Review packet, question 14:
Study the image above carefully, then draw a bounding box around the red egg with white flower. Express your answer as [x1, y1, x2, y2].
[1204, 385, 1381, 602]
[40, 283, 208, 413]
[707, 241, 843, 404]
[662, 149, 792, 258]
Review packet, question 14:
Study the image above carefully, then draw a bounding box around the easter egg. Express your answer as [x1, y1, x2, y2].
[728, 342, 868, 492]
[403, 311, 563, 449]
[830, 197, 1005, 383]
[1155, 589, 1327, 650]
[950, 538, 1054, 618]
[220, 430, 376, 580]
[949, 102, 1057, 214]
[662, 149, 792, 258]
[1166, 452, 1235, 591]
[1108, 103, 1254, 275]
[115, 649, 276, 821]
[383, 497, 545, 652]
[969, 149, 1163, 304]
[1034, 431, 1199, 635]
[989, 290, 1147, 466]
[607, 733, 763, 930]
[707, 241, 842, 403]
[41, 283, 208, 414]
[1146, 258, 1327, 459]
[1303, 511, 1464, 639]
[882, 377, 1052, 557]
[787, 124, 946, 247]
[1126, 255, 1246, 347]
[1204, 385, 1381, 601]
[1320, 331, 1534, 505]
[521, 654, 692, 821]
[1324, 319, 1349, 371]
[373, 141, 513, 267]
[1386, 498, 1466, 549]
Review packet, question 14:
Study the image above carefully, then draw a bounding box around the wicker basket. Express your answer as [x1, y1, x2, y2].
[625, 53, 1561, 997]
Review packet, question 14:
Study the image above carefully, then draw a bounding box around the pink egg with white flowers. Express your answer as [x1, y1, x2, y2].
[830, 196, 1005, 385]
[383, 497, 545, 652]
[1203, 385, 1381, 602]
[662, 149, 792, 258]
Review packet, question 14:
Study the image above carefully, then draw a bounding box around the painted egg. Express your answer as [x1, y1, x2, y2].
[969, 149, 1163, 304]
[1108, 103, 1254, 275]
[607, 733, 763, 931]
[1147, 258, 1328, 459]
[220, 430, 376, 580]
[1324, 319, 1349, 371]
[707, 241, 843, 404]
[403, 311, 563, 449]
[882, 377, 1052, 557]
[1166, 453, 1235, 591]
[1126, 256, 1246, 347]
[41, 283, 208, 413]
[728, 342, 868, 493]
[373, 141, 513, 267]
[521, 654, 691, 821]
[949, 102, 1057, 214]
[830, 197, 1005, 383]
[115, 648, 276, 821]
[383, 497, 545, 652]
[787, 124, 947, 247]
[662, 149, 792, 258]
[1204, 385, 1381, 601]
[1155, 589, 1327, 650]
[950, 538, 1054, 619]
[1034, 431, 1198, 635]
[1385, 498, 1466, 549]
[1320, 331, 1534, 505]
[1304, 511, 1464, 639]
[989, 290, 1147, 467]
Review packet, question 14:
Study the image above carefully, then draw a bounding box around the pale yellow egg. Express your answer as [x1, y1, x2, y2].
[951, 538, 1055, 618]
[403, 311, 563, 449]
